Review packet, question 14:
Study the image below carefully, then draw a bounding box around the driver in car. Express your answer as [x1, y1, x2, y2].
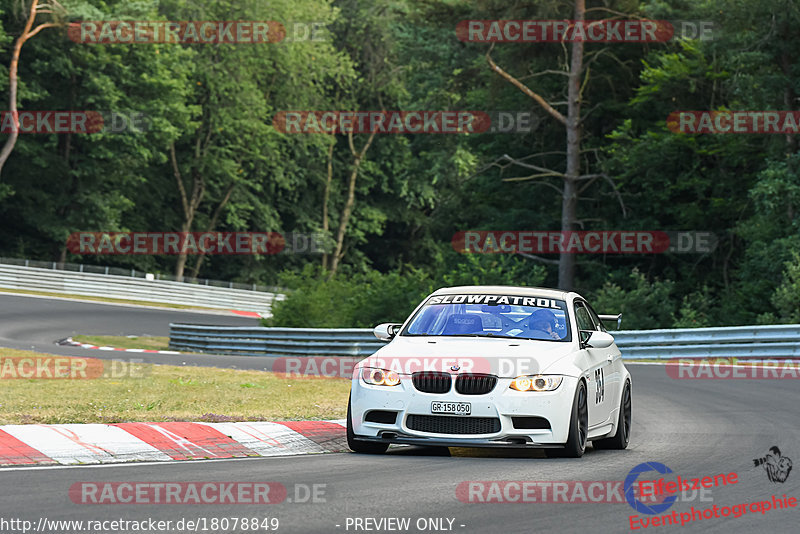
[527, 309, 562, 340]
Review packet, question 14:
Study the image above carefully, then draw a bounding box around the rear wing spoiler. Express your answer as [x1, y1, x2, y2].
[598, 314, 622, 330]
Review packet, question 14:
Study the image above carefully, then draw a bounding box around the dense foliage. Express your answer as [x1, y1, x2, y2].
[2, 0, 799, 328]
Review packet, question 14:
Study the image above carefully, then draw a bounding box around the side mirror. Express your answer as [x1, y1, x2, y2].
[373, 323, 402, 341]
[585, 331, 614, 349]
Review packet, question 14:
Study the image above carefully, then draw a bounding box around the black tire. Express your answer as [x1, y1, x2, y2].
[593, 380, 631, 450]
[545, 380, 588, 458]
[346, 398, 389, 454]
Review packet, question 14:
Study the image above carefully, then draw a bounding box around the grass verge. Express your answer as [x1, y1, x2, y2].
[0, 348, 350, 424]
[72, 335, 171, 351]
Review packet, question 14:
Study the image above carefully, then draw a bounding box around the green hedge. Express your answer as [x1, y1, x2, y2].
[264, 255, 547, 328]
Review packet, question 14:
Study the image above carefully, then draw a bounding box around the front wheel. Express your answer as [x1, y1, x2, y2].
[545, 380, 588, 458]
[346, 398, 389, 454]
[593, 380, 631, 450]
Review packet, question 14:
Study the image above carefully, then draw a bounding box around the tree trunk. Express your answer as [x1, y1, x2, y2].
[328, 130, 376, 279]
[174, 220, 192, 281]
[777, 14, 797, 156]
[170, 142, 204, 281]
[486, 0, 587, 291]
[321, 136, 335, 271]
[559, 0, 586, 291]
[188, 183, 235, 279]
[57, 245, 67, 268]
[0, 1, 56, 177]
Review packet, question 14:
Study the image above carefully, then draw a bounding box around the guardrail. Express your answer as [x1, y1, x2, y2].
[0, 263, 285, 314]
[0, 257, 282, 292]
[169, 325, 384, 356]
[168, 323, 800, 358]
[613, 324, 800, 358]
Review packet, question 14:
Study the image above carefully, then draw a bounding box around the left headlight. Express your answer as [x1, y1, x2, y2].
[510, 375, 563, 392]
[361, 367, 401, 387]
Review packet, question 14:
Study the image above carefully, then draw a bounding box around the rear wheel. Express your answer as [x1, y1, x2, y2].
[545, 380, 588, 458]
[593, 380, 631, 450]
[346, 398, 389, 454]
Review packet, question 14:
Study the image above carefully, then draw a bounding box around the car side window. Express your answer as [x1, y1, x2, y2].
[574, 303, 593, 330]
[574, 302, 595, 343]
[586, 304, 607, 332]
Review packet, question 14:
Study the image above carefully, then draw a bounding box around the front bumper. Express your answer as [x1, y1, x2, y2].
[350, 374, 579, 447]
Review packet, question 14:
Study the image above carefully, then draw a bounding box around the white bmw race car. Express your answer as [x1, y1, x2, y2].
[347, 285, 631, 458]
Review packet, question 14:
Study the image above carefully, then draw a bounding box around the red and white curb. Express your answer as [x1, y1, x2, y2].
[57, 337, 181, 355]
[229, 310, 263, 318]
[0, 420, 347, 466]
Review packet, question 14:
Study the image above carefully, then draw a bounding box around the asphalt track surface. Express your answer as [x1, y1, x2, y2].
[0, 292, 269, 369]
[1, 293, 798, 533]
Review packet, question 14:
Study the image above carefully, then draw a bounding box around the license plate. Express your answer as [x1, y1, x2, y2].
[431, 401, 471, 415]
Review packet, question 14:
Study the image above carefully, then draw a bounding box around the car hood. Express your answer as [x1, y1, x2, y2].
[358, 336, 580, 378]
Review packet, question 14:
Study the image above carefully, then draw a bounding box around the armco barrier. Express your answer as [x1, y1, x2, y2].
[168, 323, 800, 359]
[613, 324, 800, 358]
[169, 325, 384, 356]
[0, 263, 284, 314]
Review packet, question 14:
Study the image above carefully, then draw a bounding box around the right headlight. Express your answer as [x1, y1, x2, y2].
[361, 367, 401, 387]
[510, 375, 563, 392]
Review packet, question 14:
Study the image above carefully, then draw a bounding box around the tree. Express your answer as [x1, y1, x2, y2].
[771, 252, 800, 323]
[0, 0, 63, 177]
[322, 0, 407, 278]
[484, 0, 621, 290]
[0, 0, 194, 264]
[161, 0, 353, 279]
[603, 0, 800, 324]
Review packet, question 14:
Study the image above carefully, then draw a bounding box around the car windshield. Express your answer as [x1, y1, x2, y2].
[402, 294, 571, 341]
